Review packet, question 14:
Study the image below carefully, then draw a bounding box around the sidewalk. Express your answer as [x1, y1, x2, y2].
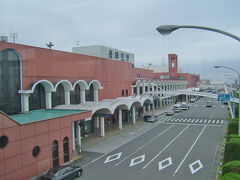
[81, 104, 174, 154]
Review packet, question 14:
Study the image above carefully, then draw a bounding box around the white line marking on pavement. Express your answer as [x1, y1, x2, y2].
[191, 119, 195, 123]
[199, 119, 203, 123]
[195, 119, 199, 123]
[115, 124, 175, 166]
[189, 160, 203, 174]
[208, 120, 211, 124]
[183, 119, 187, 122]
[216, 120, 219, 124]
[159, 157, 173, 171]
[173, 125, 206, 176]
[143, 125, 190, 169]
[212, 120, 215, 124]
[104, 152, 122, 163]
[204, 120, 207, 123]
[82, 153, 107, 168]
[187, 119, 191, 122]
[221, 120, 224, 124]
[130, 155, 145, 167]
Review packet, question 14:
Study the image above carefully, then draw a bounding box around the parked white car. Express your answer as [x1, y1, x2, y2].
[174, 104, 182, 112]
[181, 102, 189, 110]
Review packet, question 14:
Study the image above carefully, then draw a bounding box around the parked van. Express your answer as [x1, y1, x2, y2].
[174, 104, 182, 112]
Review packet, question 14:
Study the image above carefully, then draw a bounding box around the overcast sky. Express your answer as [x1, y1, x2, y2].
[1, 0, 240, 82]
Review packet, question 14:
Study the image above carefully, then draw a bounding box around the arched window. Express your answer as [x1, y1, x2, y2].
[115, 52, 119, 59]
[63, 137, 69, 163]
[70, 84, 81, 104]
[122, 89, 124, 96]
[29, 83, 46, 110]
[126, 89, 128, 96]
[52, 83, 65, 107]
[0, 49, 21, 114]
[52, 140, 59, 167]
[85, 84, 94, 101]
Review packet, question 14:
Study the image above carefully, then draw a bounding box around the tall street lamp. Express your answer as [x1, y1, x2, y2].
[156, 24, 240, 135]
[215, 66, 240, 135]
[156, 25, 240, 41]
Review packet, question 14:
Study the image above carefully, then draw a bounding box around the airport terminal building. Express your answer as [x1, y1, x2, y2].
[0, 41, 200, 180]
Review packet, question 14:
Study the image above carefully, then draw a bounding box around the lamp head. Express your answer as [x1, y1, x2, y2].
[156, 25, 180, 35]
[214, 66, 221, 69]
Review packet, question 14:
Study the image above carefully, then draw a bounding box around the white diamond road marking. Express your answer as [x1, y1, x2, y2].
[159, 157, 173, 171]
[189, 160, 203, 174]
[216, 120, 219, 124]
[104, 152, 122, 164]
[129, 155, 145, 167]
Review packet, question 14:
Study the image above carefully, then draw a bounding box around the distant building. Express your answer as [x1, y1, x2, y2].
[72, 45, 135, 65]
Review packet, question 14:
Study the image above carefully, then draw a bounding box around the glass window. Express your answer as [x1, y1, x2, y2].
[120, 53, 124, 61]
[108, 50, 112, 58]
[126, 54, 129, 61]
[115, 52, 118, 59]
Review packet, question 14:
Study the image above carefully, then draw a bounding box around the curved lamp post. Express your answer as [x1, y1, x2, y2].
[215, 66, 240, 135]
[156, 25, 240, 41]
[156, 24, 240, 135]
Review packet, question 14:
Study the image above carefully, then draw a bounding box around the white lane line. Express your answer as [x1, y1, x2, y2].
[143, 125, 190, 169]
[82, 153, 107, 168]
[173, 125, 207, 176]
[115, 124, 175, 166]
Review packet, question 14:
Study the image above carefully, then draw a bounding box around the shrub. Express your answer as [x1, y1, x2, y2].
[222, 172, 240, 180]
[226, 134, 240, 141]
[222, 161, 240, 175]
[227, 121, 239, 135]
[224, 139, 240, 163]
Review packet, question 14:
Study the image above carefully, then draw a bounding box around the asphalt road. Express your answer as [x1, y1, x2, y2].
[76, 97, 228, 180]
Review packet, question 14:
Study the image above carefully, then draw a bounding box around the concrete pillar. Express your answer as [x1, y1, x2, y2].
[46, 91, 52, 109]
[142, 85, 145, 94]
[148, 85, 150, 93]
[72, 122, 75, 151]
[80, 89, 85, 103]
[100, 117, 105, 137]
[94, 88, 98, 102]
[132, 106, 136, 124]
[22, 93, 29, 112]
[76, 120, 81, 152]
[148, 104, 151, 111]
[95, 117, 99, 128]
[65, 90, 70, 105]
[119, 109, 122, 130]
[137, 86, 140, 96]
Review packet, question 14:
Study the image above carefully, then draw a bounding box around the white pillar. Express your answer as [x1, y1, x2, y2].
[94, 88, 98, 102]
[72, 122, 75, 151]
[95, 117, 99, 128]
[132, 106, 136, 124]
[100, 117, 105, 137]
[22, 93, 29, 112]
[76, 120, 81, 152]
[142, 85, 145, 94]
[137, 86, 140, 96]
[119, 109, 122, 130]
[65, 90, 70, 105]
[80, 89, 85, 103]
[143, 106, 146, 114]
[46, 91, 52, 109]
